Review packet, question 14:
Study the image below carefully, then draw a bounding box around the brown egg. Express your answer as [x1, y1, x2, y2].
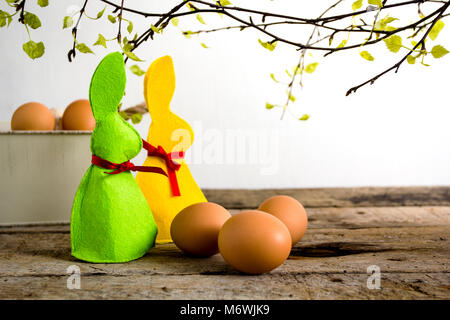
[62, 99, 95, 130]
[218, 210, 291, 274]
[11, 102, 55, 131]
[170, 202, 231, 257]
[258, 195, 308, 245]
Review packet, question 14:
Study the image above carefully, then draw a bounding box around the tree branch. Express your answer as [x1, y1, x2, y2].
[104, 0, 449, 65]
[281, 0, 345, 120]
[125, 1, 188, 63]
[117, 0, 124, 44]
[346, 0, 450, 96]
[57, 0, 449, 119]
[68, 0, 89, 62]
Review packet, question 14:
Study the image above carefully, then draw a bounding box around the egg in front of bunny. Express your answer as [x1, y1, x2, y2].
[258, 195, 308, 245]
[218, 210, 292, 274]
[170, 202, 231, 257]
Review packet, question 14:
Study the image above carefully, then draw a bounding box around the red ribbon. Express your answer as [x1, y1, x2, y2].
[142, 139, 184, 197]
[91, 154, 168, 177]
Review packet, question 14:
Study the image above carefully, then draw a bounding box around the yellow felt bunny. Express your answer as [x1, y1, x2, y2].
[135, 55, 207, 244]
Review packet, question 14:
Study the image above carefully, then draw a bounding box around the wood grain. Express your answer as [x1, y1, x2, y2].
[203, 187, 450, 209]
[0, 206, 449, 299]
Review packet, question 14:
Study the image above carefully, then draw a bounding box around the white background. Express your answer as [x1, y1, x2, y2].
[1, 0, 449, 189]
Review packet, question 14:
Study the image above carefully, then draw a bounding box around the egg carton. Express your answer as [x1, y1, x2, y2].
[0, 130, 91, 225]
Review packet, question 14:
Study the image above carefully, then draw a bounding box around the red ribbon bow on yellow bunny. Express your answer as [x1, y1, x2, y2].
[142, 139, 184, 197]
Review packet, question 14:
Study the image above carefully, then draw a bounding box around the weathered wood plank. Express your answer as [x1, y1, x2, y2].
[203, 187, 450, 208]
[1, 205, 449, 299]
[2, 187, 448, 225]
[0, 221, 448, 299]
[304, 206, 450, 229]
[2, 206, 448, 232]
[1, 272, 448, 299]
[1, 224, 448, 276]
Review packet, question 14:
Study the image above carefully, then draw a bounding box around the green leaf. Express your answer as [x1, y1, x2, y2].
[384, 35, 402, 53]
[123, 42, 133, 52]
[171, 17, 179, 26]
[352, 0, 362, 11]
[151, 24, 161, 33]
[127, 21, 133, 33]
[368, 0, 383, 7]
[381, 16, 398, 25]
[96, 7, 105, 19]
[200, 42, 209, 48]
[337, 39, 347, 48]
[218, 0, 232, 6]
[93, 34, 107, 48]
[124, 51, 143, 61]
[187, 2, 197, 11]
[258, 39, 277, 51]
[406, 55, 416, 64]
[299, 114, 310, 121]
[76, 43, 93, 54]
[24, 12, 41, 29]
[431, 45, 449, 58]
[329, 33, 334, 46]
[288, 94, 296, 102]
[37, 0, 48, 7]
[0, 12, 6, 28]
[131, 113, 143, 124]
[305, 62, 318, 74]
[265, 103, 275, 110]
[292, 66, 302, 75]
[270, 73, 279, 83]
[196, 14, 205, 24]
[429, 20, 444, 41]
[385, 26, 397, 32]
[130, 64, 145, 76]
[63, 16, 73, 29]
[0, 10, 12, 28]
[360, 50, 375, 61]
[118, 111, 129, 120]
[376, 15, 398, 30]
[22, 40, 45, 59]
[183, 30, 193, 38]
[108, 14, 116, 23]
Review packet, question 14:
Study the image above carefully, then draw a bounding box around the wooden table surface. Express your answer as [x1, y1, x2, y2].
[1, 187, 449, 299]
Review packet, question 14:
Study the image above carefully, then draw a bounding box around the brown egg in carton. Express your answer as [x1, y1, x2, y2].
[11, 100, 95, 131]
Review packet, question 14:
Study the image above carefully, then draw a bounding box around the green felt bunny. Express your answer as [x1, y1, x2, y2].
[70, 52, 158, 263]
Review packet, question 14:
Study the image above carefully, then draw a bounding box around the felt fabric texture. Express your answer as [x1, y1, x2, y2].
[71, 52, 158, 263]
[135, 55, 207, 244]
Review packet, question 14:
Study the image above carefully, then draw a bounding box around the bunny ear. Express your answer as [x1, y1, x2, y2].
[144, 55, 175, 119]
[89, 52, 126, 120]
